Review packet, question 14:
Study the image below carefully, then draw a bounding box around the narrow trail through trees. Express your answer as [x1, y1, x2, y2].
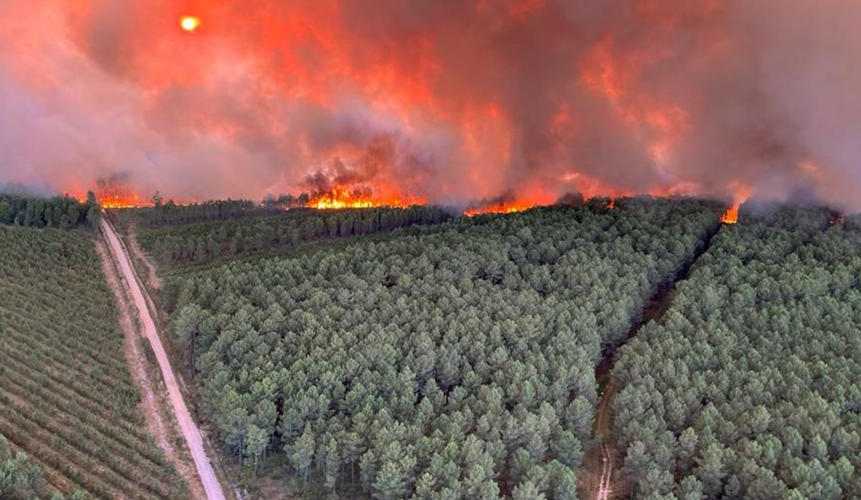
[127, 222, 163, 291]
[101, 217, 226, 500]
[585, 221, 724, 500]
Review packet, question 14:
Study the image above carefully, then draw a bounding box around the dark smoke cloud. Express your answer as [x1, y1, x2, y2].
[0, 0, 860, 208]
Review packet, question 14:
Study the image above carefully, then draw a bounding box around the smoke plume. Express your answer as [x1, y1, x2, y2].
[0, 0, 860, 208]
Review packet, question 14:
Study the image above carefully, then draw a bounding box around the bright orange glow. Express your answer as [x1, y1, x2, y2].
[463, 200, 536, 217]
[180, 16, 200, 32]
[608, 198, 615, 210]
[720, 183, 751, 224]
[720, 204, 739, 224]
[307, 186, 422, 210]
[7, 2, 857, 213]
[100, 195, 145, 209]
[73, 192, 148, 209]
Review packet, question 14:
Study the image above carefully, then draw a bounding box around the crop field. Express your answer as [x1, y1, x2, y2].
[168, 197, 724, 497]
[613, 207, 861, 498]
[0, 225, 186, 498]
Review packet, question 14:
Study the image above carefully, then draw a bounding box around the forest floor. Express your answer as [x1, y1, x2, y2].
[96, 240, 206, 499]
[101, 217, 226, 500]
[580, 222, 724, 500]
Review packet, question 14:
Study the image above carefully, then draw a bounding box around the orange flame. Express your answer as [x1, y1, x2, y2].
[99, 193, 149, 209]
[307, 186, 421, 209]
[720, 204, 739, 224]
[720, 182, 751, 224]
[463, 200, 536, 217]
[69, 188, 149, 209]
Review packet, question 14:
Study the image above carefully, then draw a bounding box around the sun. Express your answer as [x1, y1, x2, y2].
[180, 16, 200, 32]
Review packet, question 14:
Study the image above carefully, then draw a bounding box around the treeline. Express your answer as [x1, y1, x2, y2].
[170, 197, 722, 498]
[0, 192, 99, 229]
[128, 198, 272, 226]
[138, 206, 453, 266]
[612, 204, 861, 498]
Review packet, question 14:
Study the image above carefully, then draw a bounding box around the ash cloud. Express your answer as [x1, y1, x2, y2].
[0, 0, 860, 209]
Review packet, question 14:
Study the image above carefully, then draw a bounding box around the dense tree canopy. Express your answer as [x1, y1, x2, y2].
[133, 206, 453, 267]
[613, 205, 861, 499]
[171, 197, 722, 497]
[0, 192, 98, 229]
[124, 198, 262, 226]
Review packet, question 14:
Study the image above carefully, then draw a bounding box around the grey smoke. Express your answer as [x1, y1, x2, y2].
[0, 0, 859, 209]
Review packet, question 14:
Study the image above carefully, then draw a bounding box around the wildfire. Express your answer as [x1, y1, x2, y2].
[463, 200, 536, 217]
[720, 182, 751, 225]
[100, 193, 150, 209]
[720, 204, 739, 224]
[72, 192, 146, 209]
[307, 187, 420, 210]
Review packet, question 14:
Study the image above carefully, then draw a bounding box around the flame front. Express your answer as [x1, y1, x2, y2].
[71, 191, 147, 209]
[463, 200, 536, 217]
[720, 183, 751, 224]
[720, 205, 739, 224]
[101, 195, 142, 209]
[307, 187, 422, 210]
[9, 1, 859, 211]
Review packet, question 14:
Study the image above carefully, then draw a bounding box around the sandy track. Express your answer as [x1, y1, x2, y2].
[96, 240, 206, 499]
[101, 217, 226, 500]
[583, 223, 724, 500]
[594, 379, 617, 500]
[597, 441, 613, 500]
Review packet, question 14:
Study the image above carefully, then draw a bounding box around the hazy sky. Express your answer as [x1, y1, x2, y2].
[1, 0, 860, 208]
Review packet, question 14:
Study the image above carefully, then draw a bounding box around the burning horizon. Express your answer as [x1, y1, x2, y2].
[2, 1, 861, 212]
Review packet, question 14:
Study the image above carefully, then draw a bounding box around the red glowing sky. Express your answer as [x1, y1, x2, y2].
[1, 0, 860, 209]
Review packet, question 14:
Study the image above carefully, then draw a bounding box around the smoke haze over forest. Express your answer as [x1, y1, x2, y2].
[1, 0, 860, 208]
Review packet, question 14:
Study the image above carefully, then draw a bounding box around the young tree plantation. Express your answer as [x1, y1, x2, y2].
[0, 223, 186, 498]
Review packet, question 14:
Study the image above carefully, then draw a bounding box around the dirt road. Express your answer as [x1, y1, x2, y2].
[101, 217, 226, 500]
[597, 441, 613, 500]
[584, 222, 725, 499]
[593, 377, 619, 500]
